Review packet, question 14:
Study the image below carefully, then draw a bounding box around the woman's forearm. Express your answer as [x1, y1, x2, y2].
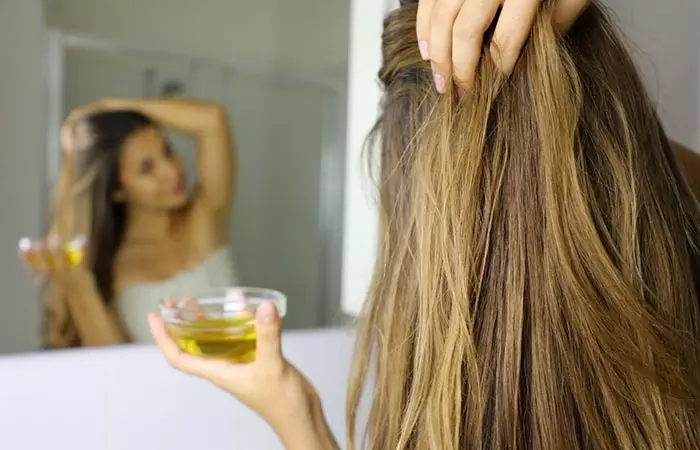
[100, 97, 235, 216]
[100, 98, 227, 137]
[277, 400, 340, 450]
[62, 280, 125, 347]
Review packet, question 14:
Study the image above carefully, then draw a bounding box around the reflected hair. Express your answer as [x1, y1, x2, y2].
[347, 1, 700, 449]
[43, 110, 154, 348]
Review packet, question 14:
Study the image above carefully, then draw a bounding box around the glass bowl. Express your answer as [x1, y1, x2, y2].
[160, 287, 287, 363]
[18, 235, 87, 266]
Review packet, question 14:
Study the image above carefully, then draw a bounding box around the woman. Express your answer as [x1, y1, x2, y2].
[21, 98, 239, 348]
[150, 1, 700, 449]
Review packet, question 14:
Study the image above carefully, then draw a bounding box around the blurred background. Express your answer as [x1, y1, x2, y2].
[0, 1, 698, 449]
[0, 0, 352, 354]
[0, 0, 698, 354]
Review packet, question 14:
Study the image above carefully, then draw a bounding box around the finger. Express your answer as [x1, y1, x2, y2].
[490, 0, 539, 76]
[18, 250, 31, 271]
[553, 0, 589, 32]
[416, 0, 437, 60]
[161, 297, 187, 325]
[429, 0, 464, 93]
[452, 0, 501, 90]
[33, 244, 52, 275]
[227, 290, 254, 318]
[223, 289, 254, 319]
[179, 296, 197, 309]
[254, 302, 283, 365]
[18, 251, 43, 282]
[48, 244, 67, 274]
[18, 243, 38, 275]
[180, 296, 205, 319]
[148, 313, 227, 379]
[60, 123, 76, 156]
[227, 289, 246, 303]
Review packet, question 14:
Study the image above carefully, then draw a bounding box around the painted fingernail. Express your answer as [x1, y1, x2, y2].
[434, 74, 446, 93]
[18, 237, 31, 252]
[418, 41, 429, 60]
[258, 302, 277, 323]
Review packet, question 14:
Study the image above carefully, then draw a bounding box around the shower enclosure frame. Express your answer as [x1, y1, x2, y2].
[44, 28, 347, 326]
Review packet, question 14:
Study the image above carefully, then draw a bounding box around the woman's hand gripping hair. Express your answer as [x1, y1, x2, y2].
[416, 0, 591, 91]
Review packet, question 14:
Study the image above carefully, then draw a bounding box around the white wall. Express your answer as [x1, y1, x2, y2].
[45, 0, 349, 79]
[605, 0, 700, 149]
[0, 0, 46, 353]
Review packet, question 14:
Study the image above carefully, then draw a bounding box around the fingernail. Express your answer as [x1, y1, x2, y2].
[18, 237, 31, 252]
[418, 41, 429, 60]
[434, 74, 446, 93]
[258, 302, 277, 323]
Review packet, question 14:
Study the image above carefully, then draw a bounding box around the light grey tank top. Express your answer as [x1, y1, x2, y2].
[115, 247, 240, 342]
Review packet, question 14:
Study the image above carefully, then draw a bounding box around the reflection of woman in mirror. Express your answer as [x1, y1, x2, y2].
[149, 1, 700, 449]
[21, 98, 239, 348]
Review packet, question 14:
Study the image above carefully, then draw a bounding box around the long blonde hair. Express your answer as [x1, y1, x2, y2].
[347, 2, 700, 449]
[42, 155, 82, 348]
[42, 110, 154, 348]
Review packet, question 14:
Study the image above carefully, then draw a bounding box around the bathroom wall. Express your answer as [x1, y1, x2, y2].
[605, 0, 700, 149]
[0, 0, 46, 353]
[45, 0, 349, 79]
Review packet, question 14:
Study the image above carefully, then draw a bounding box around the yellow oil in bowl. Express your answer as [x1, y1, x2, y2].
[160, 288, 287, 364]
[168, 316, 257, 363]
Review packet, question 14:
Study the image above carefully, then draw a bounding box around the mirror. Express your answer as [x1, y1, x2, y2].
[0, 0, 351, 354]
[1, 0, 698, 357]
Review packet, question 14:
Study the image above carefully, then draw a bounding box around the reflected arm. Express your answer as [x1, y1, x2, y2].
[100, 98, 236, 221]
[58, 273, 126, 347]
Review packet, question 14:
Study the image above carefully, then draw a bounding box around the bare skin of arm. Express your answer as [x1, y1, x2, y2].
[48, 264, 126, 347]
[100, 98, 236, 235]
[62, 281, 125, 347]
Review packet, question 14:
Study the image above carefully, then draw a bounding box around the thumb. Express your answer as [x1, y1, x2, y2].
[254, 302, 283, 364]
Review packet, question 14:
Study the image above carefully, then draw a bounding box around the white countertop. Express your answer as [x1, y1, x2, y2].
[0, 327, 358, 450]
